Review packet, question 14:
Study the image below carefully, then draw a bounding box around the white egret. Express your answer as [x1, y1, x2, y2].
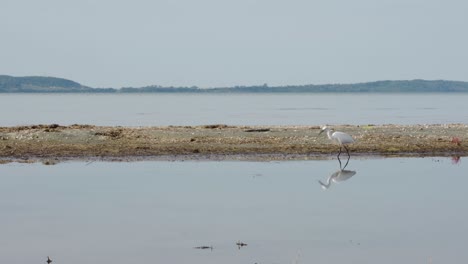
[319, 126, 355, 167]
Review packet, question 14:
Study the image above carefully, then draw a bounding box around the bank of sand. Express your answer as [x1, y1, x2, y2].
[0, 124, 467, 163]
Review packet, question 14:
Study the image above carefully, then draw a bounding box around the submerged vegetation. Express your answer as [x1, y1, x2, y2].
[2, 75, 468, 93]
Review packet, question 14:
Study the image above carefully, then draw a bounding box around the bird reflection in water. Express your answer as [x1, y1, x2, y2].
[319, 169, 356, 190]
[319, 155, 357, 190]
[451, 156, 461, 165]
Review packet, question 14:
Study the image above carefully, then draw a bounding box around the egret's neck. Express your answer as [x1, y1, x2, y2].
[326, 129, 334, 140]
[318, 179, 331, 189]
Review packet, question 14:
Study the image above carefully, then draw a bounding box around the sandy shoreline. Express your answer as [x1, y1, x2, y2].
[1, 124, 467, 163]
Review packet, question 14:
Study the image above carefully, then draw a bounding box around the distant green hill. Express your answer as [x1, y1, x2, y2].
[0, 75, 109, 93]
[2, 75, 468, 93]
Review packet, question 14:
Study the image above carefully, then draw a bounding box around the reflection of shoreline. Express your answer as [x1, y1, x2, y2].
[319, 169, 357, 190]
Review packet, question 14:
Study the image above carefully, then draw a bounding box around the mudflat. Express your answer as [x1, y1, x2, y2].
[0, 124, 467, 162]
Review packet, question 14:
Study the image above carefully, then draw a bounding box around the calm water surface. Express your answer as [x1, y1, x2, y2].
[1, 93, 468, 126]
[1, 157, 467, 264]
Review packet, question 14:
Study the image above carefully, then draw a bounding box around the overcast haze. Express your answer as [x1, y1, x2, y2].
[1, 0, 467, 88]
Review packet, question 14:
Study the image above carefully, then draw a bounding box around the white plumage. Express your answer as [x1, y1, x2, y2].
[319, 126, 355, 168]
[320, 126, 355, 145]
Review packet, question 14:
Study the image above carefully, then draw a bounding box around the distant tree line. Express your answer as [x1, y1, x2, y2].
[2, 75, 468, 93]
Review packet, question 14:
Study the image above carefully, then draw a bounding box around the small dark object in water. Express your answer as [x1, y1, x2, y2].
[349, 240, 361, 246]
[244, 128, 270, 132]
[47, 256, 52, 264]
[194, 246, 213, 251]
[236, 241, 248, 249]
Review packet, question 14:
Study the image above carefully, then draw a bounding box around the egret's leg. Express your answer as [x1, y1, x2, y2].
[344, 145, 351, 159]
[337, 147, 343, 169]
[341, 145, 351, 169]
[342, 155, 350, 170]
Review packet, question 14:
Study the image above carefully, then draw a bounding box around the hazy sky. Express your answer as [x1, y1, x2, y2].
[1, 0, 467, 88]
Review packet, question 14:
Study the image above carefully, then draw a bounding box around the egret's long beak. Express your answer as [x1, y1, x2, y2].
[318, 129, 324, 135]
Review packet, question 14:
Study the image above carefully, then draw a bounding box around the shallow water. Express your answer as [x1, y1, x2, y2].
[1, 93, 468, 126]
[0, 157, 466, 264]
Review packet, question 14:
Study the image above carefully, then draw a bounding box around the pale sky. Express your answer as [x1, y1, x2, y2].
[1, 0, 467, 88]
